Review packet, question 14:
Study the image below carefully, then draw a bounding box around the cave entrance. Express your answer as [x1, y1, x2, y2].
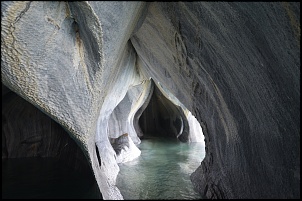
[139, 85, 187, 141]
[116, 81, 205, 199]
[138, 81, 204, 143]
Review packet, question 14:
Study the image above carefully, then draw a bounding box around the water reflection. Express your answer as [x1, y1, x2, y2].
[116, 137, 205, 200]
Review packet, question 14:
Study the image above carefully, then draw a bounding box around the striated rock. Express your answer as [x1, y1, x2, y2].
[2, 84, 96, 174]
[131, 2, 300, 199]
[1, 1, 300, 199]
[1, 1, 147, 199]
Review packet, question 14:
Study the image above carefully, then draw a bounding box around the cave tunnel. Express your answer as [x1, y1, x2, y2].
[108, 78, 205, 161]
[115, 81, 206, 199]
[139, 83, 189, 142]
[2, 84, 102, 199]
[1, 1, 300, 199]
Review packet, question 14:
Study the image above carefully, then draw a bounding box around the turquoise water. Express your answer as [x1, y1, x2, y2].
[2, 157, 102, 199]
[116, 137, 205, 200]
[2, 138, 205, 199]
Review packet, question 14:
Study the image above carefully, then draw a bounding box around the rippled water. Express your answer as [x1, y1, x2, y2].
[2, 157, 101, 199]
[116, 137, 206, 200]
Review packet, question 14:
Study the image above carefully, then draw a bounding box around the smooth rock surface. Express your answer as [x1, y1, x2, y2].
[1, 1, 300, 199]
[108, 80, 153, 145]
[131, 2, 300, 199]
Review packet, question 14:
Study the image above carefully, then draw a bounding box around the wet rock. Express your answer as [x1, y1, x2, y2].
[110, 133, 141, 164]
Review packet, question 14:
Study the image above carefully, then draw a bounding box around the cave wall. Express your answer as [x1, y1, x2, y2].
[131, 2, 300, 199]
[108, 80, 153, 145]
[1, 1, 300, 199]
[1, 2, 147, 199]
[2, 85, 93, 173]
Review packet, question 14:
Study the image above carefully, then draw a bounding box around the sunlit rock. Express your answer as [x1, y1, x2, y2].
[110, 133, 141, 164]
[186, 110, 204, 143]
[108, 80, 154, 145]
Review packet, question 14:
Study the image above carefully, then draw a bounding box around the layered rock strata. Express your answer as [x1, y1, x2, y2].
[131, 2, 300, 199]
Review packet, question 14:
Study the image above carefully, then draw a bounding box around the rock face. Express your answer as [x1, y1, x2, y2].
[110, 133, 141, 164]
[131, 2, 300, 199]
[2, 85, 94, 173]
[1, 1, 300, 200]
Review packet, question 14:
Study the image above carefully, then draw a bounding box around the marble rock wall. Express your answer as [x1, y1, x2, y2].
[1, 1, 300, 199]
[2, 85, 93, 174]
[131, 2, 300, 199]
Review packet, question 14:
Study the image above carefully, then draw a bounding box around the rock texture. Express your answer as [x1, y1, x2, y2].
[131, 2, 300, 199]
[1, 1, 300, 200]
[110, 133, 141, 164]
[108, 80, 153, 145]
[2, 2, 147, 199]
[2, 84, 97, 174]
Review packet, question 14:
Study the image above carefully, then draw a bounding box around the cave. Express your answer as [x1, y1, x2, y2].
[1, 1, 300, 200]
[2, 84, 102, 199]
[113, 81, 206, 199]
[139, 81, 190, 142]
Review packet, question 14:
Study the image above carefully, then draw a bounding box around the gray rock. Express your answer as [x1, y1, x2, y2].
[110, 133, 130, 156]
[131, 2, 300, 199]
[110, 133, 141, 164]
[2, 85, 94, 173]
[1, 1, 300, 199]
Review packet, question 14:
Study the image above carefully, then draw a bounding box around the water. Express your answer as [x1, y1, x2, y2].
[116, 137, 205, 200]
[2, 138, 205, 200]
[2, 157, 102, 199]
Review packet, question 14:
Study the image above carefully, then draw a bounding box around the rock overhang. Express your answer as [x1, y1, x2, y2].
[1, 1, 300, 199]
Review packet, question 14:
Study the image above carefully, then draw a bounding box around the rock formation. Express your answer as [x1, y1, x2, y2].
[139, 80, 204, 142]
[1, 1, 300, 199]
[2, 85, 88, 170]
[2, 84, 102, 198]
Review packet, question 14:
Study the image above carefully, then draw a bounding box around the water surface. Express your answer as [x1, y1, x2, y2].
[116, 137, 205, 200]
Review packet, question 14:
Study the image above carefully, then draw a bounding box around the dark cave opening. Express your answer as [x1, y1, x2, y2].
[1, 84, 102, 199]
[138, 83, 190, 142]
